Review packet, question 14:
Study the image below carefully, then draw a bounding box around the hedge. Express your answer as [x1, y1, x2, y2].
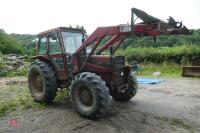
[117, 45, 200, 65]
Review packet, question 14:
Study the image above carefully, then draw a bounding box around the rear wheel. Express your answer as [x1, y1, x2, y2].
[28, 61, 57, 103]
[112, 72, 138, 102]
[70, 72, 110, 119]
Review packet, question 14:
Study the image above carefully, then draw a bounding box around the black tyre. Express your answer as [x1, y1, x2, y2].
[28, 61, 57, 103]
[70, 72, 110, 119]
[112, 72, 138, 102]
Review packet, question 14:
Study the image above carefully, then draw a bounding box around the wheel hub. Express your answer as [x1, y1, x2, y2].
[79, 87, 93, 106]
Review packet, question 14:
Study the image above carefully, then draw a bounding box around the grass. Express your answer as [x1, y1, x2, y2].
[0, 80, 70, 117]
[54, 89, 70, 103]
[136, 63, 182, 78]
[0, 62, 29, 77]
[6, 66, 28, 77]
[0, 82, 45, 117]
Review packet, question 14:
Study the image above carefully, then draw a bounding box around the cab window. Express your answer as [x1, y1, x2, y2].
[62, 32, 83, 54]
[49, 35, 61, 54]
[39, 37, 47, 55]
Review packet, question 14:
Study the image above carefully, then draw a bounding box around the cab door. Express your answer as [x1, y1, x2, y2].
[47, 32, 68, 80]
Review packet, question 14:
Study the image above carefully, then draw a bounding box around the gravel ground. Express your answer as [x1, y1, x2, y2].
[0, 77, 199, 133]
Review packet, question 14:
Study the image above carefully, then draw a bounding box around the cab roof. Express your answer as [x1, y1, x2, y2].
[38, 27, 83, 36]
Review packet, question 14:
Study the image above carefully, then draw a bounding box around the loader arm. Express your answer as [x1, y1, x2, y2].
[73, 7, 192, 72]
[76, 8, 192, 54]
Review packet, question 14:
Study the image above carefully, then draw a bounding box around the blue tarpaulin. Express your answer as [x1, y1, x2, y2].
[137, 78, 165, 84]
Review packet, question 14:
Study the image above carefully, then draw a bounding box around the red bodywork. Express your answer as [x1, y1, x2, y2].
[33, 8, 191, 88]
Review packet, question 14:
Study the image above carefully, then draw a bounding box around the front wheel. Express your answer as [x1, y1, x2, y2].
[28, 61, 57, 103]
[112, 72, 138, 102]
[70, 72, 110, 119]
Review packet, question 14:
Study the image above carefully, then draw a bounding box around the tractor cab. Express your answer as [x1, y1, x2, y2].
[35, 27, 86, 82]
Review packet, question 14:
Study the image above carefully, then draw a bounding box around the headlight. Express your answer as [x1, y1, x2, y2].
[120, 72, 124, 76]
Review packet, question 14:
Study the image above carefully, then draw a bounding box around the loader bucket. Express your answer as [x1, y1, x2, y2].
[182, 66, 200, 77]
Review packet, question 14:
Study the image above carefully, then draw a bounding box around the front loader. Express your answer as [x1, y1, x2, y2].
[28, 8, 191, 119]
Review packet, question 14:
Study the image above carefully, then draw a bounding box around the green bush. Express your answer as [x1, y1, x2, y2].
[0, 32, 24, 54]
[117, 45, 200, 65]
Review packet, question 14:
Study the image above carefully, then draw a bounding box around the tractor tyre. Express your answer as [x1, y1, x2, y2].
[70, 72, 110, 119]
[112, 72, 138, 102]
[28, 61, 57, 103]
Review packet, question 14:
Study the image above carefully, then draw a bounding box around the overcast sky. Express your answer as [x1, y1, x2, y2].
[0, 0, 199, 34]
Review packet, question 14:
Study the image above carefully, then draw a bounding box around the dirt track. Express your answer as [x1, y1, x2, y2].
[0, 78, 200, 133]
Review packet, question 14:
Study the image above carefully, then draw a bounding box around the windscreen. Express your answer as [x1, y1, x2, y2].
[62, 32, 83, 53]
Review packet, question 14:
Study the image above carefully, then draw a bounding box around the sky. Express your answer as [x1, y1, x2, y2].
[0, 0, 199, 34]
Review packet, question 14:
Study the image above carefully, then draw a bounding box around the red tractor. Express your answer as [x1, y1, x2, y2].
[28, 8, 191, 119]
